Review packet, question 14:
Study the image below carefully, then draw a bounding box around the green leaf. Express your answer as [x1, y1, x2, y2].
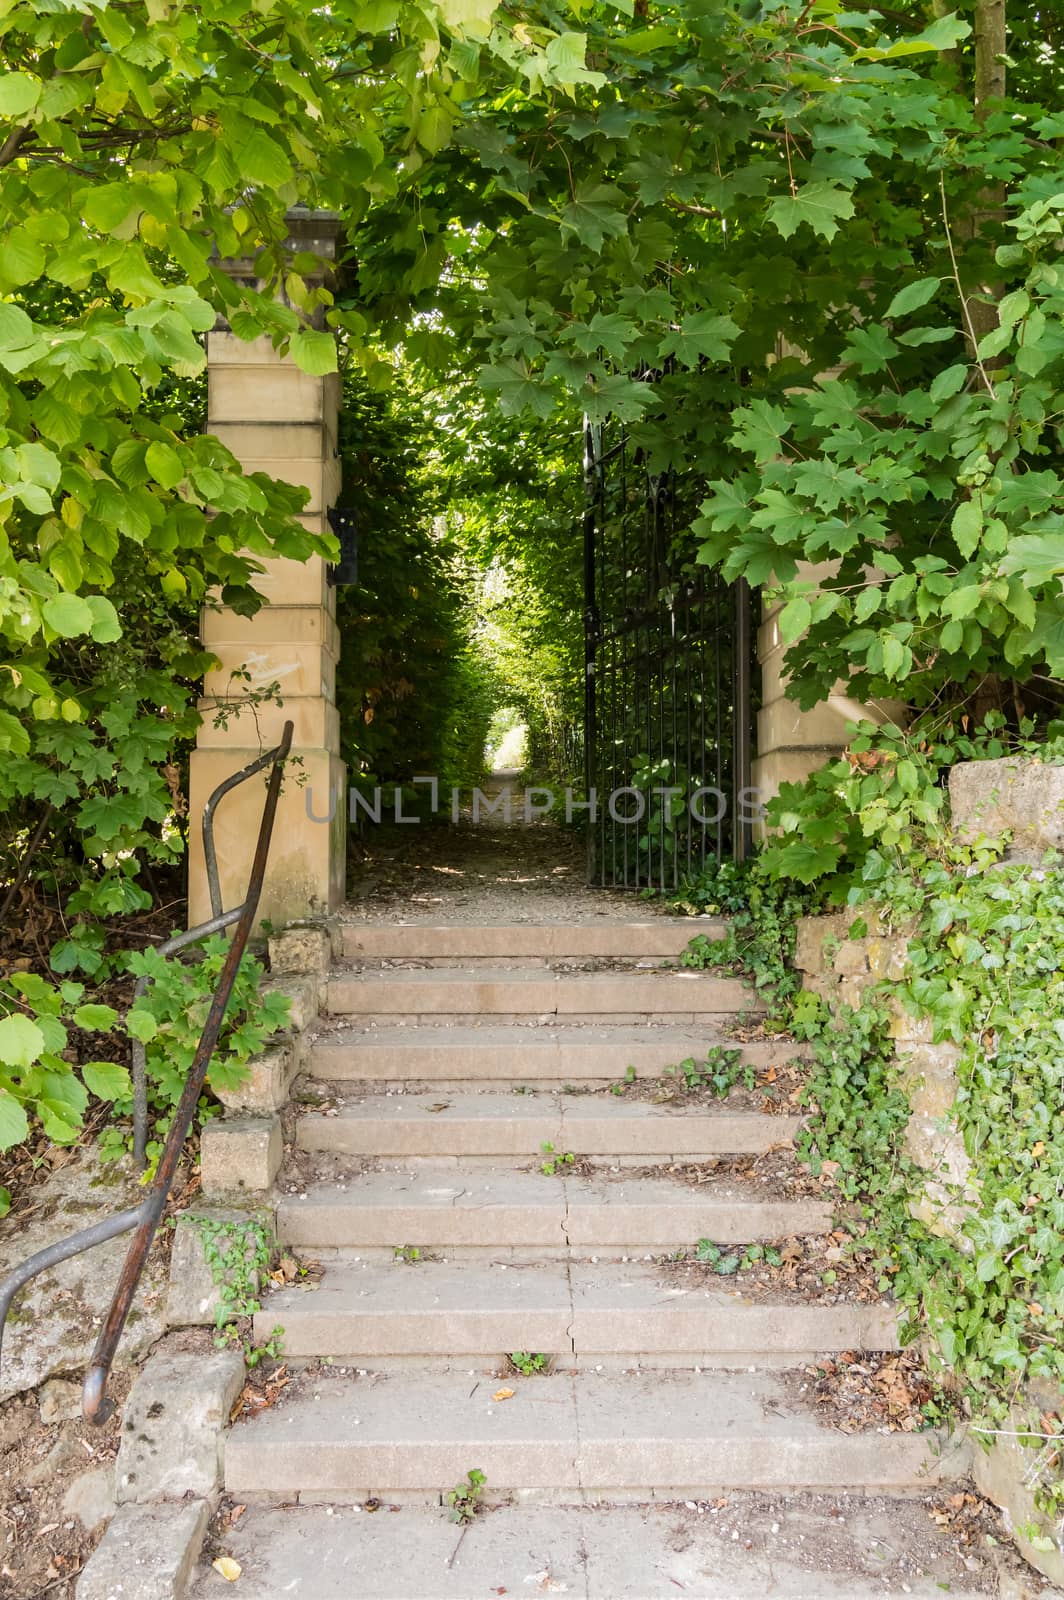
[559, 184, 628, 253]
[126, 1008, 158, 1043]
[73, 1003, 119, 1031]
[778, 596, 812, 643]
[952, 500, 982, 559]
[0, 1013, 45, 1069]
[0, 1091, 28, 1152]
[999, 535, 1064, 587]
[767, 183, 855, 242]
[438, 0, 497, 38]
[289, 329, 338, 376]
[86, 595, 122, 643]
[886, 277, 942, 319]
[930, 364, 968, 404]
[0, 72, 40, 118]
[842, 324, 899, 373]
[145, 441, 185, 489]
[660, 311, 740, 367]
[0, 710, 29, 755]
[82, 1060, 133, 1101]
[418, 105, 453, 154]
[730, 400, 791, 463]
[42, 593, 94, 638]
[240, 128, 294, 189]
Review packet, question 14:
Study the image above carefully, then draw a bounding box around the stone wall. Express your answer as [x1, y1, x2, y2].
[794, 759, 1064, 1583]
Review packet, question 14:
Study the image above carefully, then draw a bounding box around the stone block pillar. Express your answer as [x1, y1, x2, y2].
[187, 213, 345, 928]
[752, 563, 904, 812]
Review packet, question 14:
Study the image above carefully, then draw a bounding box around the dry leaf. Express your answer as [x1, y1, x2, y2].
[212, 1556, 242, 1582]
[493, 1387, 515, 1402]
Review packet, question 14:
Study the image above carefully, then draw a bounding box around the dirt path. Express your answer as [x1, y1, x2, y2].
[344, 772, 665, 925]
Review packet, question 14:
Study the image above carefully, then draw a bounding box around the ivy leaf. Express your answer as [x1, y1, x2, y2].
[767, 183, 855, 242]
[559, 184, 628, 253]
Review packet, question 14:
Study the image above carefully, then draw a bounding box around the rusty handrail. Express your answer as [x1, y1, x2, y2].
[0, 720, 293, 1424]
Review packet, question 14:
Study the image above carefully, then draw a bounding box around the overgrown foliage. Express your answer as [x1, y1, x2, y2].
[677, 726, 1064, 1481]
[0, 937, 288, 1174]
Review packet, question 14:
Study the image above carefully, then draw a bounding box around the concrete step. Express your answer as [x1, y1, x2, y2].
[276, 1172, 833, 1255]
[224, 1369, 966, 1500]
[256, 1259, 898, 1364]
[308, 1025, 798, 1085]
[340, 919, 723, 962]
[188, 1497, 994, 1600]
[326, 968, 755, 1019]
[296, 1092, 803, 1160]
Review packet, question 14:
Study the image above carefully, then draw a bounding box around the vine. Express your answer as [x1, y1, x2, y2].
[676, 726, 1064, 1529]
[189, 1211, 284, 1368]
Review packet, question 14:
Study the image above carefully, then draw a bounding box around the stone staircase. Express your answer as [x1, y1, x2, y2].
[210, 918, 975, 1593]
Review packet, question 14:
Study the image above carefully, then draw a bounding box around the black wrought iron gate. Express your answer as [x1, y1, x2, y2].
[583, 421, 754, 892]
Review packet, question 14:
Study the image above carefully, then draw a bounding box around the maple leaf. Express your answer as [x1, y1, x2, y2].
[767, 182, 856, 242]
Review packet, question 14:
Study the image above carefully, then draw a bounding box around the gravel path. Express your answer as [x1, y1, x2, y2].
[343, 774, 674, 926]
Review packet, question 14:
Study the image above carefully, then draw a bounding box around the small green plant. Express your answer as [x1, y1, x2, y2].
[393, 1245, 422, 1264]
[539, 1141, 575, 1176]
[610, 1065, 638, 1095]
[189, 1212, 281, 1361]
[94, 938, 290, 1170]
[695, 1238, 783, 1275]
[508, 1351, 549, 1376]
[245, 1324, 285, 1369]
[662, 1046, 754, 1099]
[447, 1467, 486, 1524]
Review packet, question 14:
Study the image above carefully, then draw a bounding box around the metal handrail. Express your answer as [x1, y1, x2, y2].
[0, 720, 293, 1424]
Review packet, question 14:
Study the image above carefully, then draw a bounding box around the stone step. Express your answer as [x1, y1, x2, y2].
[224, 1369, 965, 1500]
[296, 1092, 803, 1160]
[276, 1172, 833, 1255]
[308, 1025, 798, 1085]
[326, 968, 755, 1019]
[188, 1497, 993, 1600]
[256, 1259, 898, 1364]
[340, 919, 723, 961]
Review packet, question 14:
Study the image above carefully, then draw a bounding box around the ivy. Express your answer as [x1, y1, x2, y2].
[683, 729, 1064, 1477]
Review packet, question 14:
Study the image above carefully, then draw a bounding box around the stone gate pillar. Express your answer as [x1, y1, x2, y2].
[753, 562, 903, 811]
[187, 212, 346, 928]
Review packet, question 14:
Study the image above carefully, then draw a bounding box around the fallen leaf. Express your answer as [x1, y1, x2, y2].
[212, 1556, 242, 1581]
[493, 1387, 515, 1402]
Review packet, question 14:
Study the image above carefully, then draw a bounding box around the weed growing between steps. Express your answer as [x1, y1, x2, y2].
[189, 1211, 285, 1367]
[662, 1230, 886, 1304]
[447, 1468, 487, 1524]
[670, 724, 1064, 1523]
[508, 1351, 550, 1376]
